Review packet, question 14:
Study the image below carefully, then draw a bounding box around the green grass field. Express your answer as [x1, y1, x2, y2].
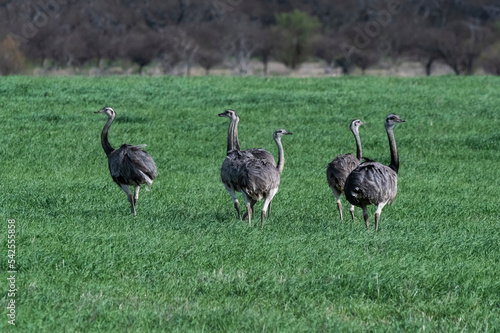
[1, 75, 499, 332]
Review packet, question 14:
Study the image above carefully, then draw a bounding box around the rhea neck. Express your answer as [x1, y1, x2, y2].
[386, 124, 399, 173]
[275, 136, 286, 174]
[101, 112, 115, 157]
[352, 127, 362, 161]
[226, 116, 241, 155]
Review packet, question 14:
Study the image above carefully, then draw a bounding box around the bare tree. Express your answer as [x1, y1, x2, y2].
[191, 23, 224, 75]
[314, 34, 337, 73]
[157, 27, 181, 74]
[168, 26, 199, 76]
[351, 49, 381, 74]
[121, 31, 161, 74]
[223, 17, 260, 75]
[409, 27, 441, 76]
[253, 27, 280, 75]
[480, 38, 500, 75]
[431, 21, 488, 75]
[314, 32, 355, 74]
[53, 32, 93, 69]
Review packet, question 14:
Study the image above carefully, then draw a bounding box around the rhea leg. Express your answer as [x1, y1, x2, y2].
[224, 184, 241, 219]
[362, 206, 369, 229]
[119, 184, 135, 216]
[349, 205, 355, 221]
[330, 187, 343, 221]
[133, 185, 140, 206]
[242, 200, 256, 220]
[374, 202, 388, 232]
[261, 188, 278, 229]
[241, 192, 253, 226]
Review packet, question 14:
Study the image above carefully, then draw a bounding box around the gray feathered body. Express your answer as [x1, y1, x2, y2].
[221, 151, 244, 193]
[245, 148, 276, 166]
[326, 153, 360, 194]
[108, 144, 157, 186]
[239, 158, 280, 201]
[235, 129, 291, 227]
[344, 161, 397, 207]
[221, 149, 275, 192]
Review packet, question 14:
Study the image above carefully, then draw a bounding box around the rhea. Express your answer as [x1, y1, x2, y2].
[326, 119, 365, 221]
[344, 114, 405, 231]
[238, 129, 292, 228]
[95, 107, 157, 216]
[219, 109, 276, 220]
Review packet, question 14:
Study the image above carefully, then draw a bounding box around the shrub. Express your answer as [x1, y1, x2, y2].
[0, 36, 26, 75]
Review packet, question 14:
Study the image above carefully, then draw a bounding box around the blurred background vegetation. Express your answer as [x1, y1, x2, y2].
[0, 0, 499, 76]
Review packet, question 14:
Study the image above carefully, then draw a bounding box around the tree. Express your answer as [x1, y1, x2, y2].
[120, 31, 161, 74]
[224, 18, 260, 75]
[254, 27, 280, 75]
[335, 23, 382, 75]
[167, 27, 199, 76]
[313, 32, 357, 74]
[191, 23, 224, 75]
[480, 41, 500, 75]
[313, 34, 338, 72]
[51, 33, 93, 69]
[274, 9, 321, 69]
[433, 21, 488, 75]
[350, 48, 381, 75]
[157, 27, 181, 74]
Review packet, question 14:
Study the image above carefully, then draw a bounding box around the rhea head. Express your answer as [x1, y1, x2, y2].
[273, 129, 293, 140]
[385, 114, 405, 128]
[350, 119, 365, 133]
[95, 107, 115, 118]
[218, 109, 239, 120]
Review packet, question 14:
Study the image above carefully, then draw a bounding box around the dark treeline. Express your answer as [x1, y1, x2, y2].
[1, 0, 499, 75]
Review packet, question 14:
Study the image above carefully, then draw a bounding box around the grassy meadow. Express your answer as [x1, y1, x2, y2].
[1, 75, 499, 332]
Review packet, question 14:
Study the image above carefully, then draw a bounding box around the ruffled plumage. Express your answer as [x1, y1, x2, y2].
[108, 144, 157, 186]
[326, 153, 360, 193]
